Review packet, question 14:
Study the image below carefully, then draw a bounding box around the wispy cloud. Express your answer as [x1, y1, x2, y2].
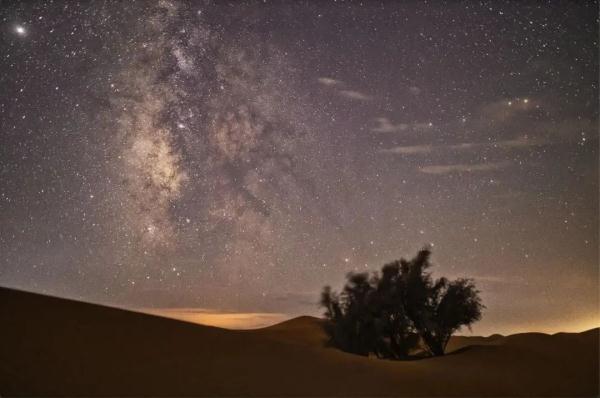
[372, 117, 433, 133]
[493, 136, 546, 149]
[480, 97, 535, 121]
[448, 142, 478, 150]
[381, 135, 547, 160]
[372, 117, 409, 133]
[420, 161, 510, 175]
[447, 136, 547, 151]
[379, 145, 434, 155]
[412, 122, 434, 131]
[317, 77, 372, 102]
[317, 77, 342, 86]
[339, 89, 372, 101]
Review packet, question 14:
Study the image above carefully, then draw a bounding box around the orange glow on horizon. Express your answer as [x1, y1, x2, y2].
[140, 307, 599, 335]
[141, 308, 291, 329]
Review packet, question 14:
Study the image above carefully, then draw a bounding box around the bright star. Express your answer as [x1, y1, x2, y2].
[15, 25, 26, 36]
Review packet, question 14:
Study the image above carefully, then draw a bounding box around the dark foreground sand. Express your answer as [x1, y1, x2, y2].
[1, 287, 598, 396]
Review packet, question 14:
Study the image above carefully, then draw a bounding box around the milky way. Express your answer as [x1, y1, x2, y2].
[1, 1, 598, 334]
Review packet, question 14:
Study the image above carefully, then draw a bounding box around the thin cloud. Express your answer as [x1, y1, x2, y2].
[380, 136, 547, 159]
[339, 89, 372, 101]
[449, 142, 478, 150]
[372, 117, 409, 133]
[318, 77, 373, 102]
[372, 117, 433, 133]
[380, 145, 434, 155]
[413, 122, 434, 131]
[317, 77, 342, 86]
[480, 97, 535, 122]
[420, 161, 510, 175]
[446, 136, 546, 151]
[493, 136, 546, 148]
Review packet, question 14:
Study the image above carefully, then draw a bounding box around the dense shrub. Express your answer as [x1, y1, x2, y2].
[320, 248, 483, 358]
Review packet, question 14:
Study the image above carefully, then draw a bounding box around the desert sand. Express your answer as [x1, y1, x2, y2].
[1, 286, 598, 396]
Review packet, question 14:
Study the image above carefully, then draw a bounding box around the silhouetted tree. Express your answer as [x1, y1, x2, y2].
[320, 247, 484, 359]
[371, 261, 417, 359]
[427, 278, 483, 355]
[399, 248, 484, 356]
[320, 273, 378, 356]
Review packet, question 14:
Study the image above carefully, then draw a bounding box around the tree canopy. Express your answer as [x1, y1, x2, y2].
[320, 248, 484, 359]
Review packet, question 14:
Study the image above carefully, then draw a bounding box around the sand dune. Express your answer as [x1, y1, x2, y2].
[1, 287, 598, 396]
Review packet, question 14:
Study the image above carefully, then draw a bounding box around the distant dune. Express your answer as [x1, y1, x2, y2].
[1, 287, 598, 396]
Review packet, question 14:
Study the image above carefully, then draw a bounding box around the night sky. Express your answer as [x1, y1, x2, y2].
[1, 1, 598, 334]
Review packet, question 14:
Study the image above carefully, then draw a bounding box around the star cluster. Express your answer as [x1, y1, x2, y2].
[0, 1, 597, 334]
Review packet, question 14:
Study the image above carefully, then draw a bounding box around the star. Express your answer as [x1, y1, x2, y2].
[14, 25, 26, 36]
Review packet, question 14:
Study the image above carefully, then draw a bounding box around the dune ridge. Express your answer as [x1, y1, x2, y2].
[1, 287, 598, 396]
